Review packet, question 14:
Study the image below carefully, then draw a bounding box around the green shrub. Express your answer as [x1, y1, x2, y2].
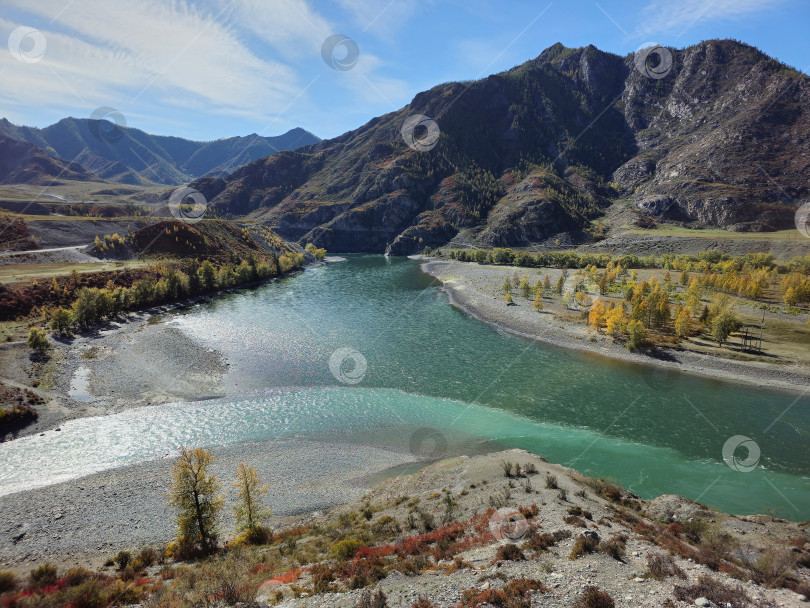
[49, 307, 74, 335]
[61, 578, 108, 608]
[114, 550, 132, 571]
[0, 570, 17, 593]
[27, 327, 50, 354]
[29, 562, 58, 589]
[748, 548, 797, 587]
[329, 537, 365, 561]
[626, 320, 647, 351]
[64, 567, 94, 586]
[135, 546, 158, 568]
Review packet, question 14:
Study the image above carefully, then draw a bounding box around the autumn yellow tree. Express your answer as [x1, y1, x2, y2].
[605, 306, 628, 337]
[520, 275, 531, 298]
[588, 300, 607, 330]
[674, 306, 692, 338]
[233, 462, 272, 544]
[169, 447, 223, 555]
[685, 278, 702, 316]
[533, 293, 543, 311]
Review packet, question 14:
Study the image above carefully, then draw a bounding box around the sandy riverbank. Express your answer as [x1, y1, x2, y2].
[0, 291, 422, 569]
[0, 437, 417, 571]
[0, 305, 229, 440]
[422, 259, 810, 394]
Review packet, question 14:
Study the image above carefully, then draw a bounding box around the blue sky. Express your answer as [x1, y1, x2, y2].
[1, 0, 808, 142]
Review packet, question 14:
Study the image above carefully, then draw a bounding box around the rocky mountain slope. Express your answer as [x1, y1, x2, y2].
[0, 118, 319, 186]
[196, 39, 808, 254]
[0, 135, 96, 185]
[247, 450, 810, 607]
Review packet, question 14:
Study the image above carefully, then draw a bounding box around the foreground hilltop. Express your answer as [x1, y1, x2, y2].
[195, 39, 809, 255]
[3, 450, 808, 607]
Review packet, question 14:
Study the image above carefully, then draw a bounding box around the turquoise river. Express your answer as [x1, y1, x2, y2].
[0, 255, 808, 518]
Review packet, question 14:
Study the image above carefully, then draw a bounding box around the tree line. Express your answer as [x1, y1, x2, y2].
[449, 249, 810, 310]
[502, 261, 752, 351]
[43, 253, 304, 336]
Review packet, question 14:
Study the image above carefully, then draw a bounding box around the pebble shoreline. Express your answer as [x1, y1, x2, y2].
[0, 438, 416, 571]
[421, 259, 810, 394]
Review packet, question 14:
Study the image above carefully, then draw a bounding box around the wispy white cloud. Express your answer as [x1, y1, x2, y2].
[336, 0, 421, 36]
[224, 0, 332, 58]
[0, 0, 304, 123]
[0, 0, 412, 136]
[635, 0, 792, 39]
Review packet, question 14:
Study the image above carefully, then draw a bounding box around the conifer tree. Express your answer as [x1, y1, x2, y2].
[169, 448, 223, 554]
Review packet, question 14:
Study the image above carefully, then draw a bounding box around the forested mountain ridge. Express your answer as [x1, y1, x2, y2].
[195, 39, 809, 254]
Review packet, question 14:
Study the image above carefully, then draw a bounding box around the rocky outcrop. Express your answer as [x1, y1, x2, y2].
[645, 494, 710, 522]
[205, 39, 809, 252]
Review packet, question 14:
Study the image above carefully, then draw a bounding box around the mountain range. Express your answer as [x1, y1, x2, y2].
[190, 39, 809, 254]
[0, 118, 319, 186]
[0, 134, 97, 186]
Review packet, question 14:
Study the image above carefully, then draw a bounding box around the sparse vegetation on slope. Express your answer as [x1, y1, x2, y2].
[1, 450, 807, 607]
